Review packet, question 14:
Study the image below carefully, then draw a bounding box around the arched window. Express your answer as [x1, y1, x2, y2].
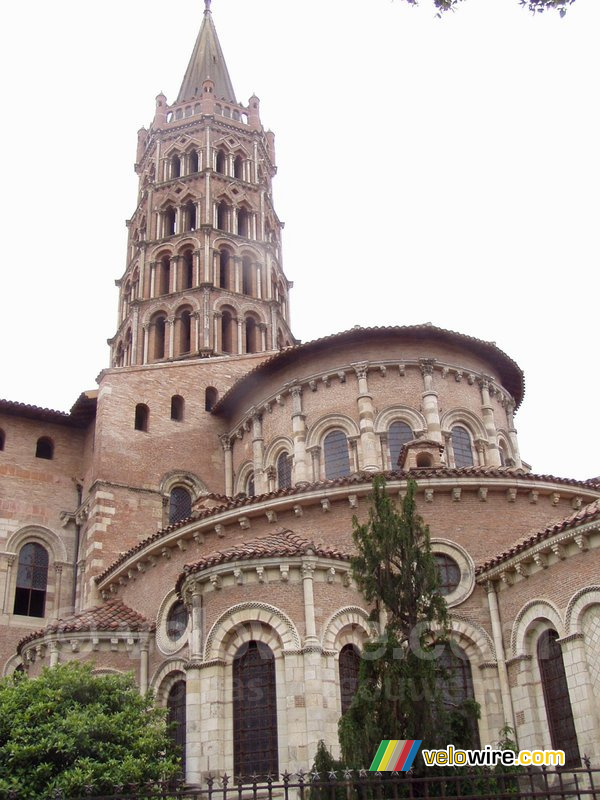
[170, 154, 181, 179]
[217, 201, 228, 232]
[158, 256, 171, 296]
[388, 421, 413, 469]
[215, 149, 227, 174]
[164, 207, 176, 237]
[434, 553, 461, 596]
[242, 257, 253, 296]
[538, 630, 580, 767]
[221, 309, 235, 354]
[339, 644, 360, 715]
[167, 680, 187, 774]
[237, 208, 249, 238]
[245, 316, 259, 354]
[13, 543, 49, 617]
[182, 250, 194, 290]
[233, 641, 278, 779]
[189, 150, 199, 173]
[170, 395, 184, 421]
[246, 474, 255, 497]
[205, 386, 218, 411]
[134, 403, 149, 432]
[234, 155, 244, 180]
[218, 250, 231, 290]
[184, 201, 196, 232]
[277, 452, 292, 490]
[151, 313, 167, 360]
[439, 645, 480, 749]
[176, 308, 192, 355]
[452, 426, 474, 468]
[0, 428, 5, 451]
[35, 437, 54, 460]
[169, 487, 192, 524]
[166, 602, 189, 641]
[324, 430, 351, 479]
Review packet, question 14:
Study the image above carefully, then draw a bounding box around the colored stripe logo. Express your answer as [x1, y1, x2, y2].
[369, 740, 422, 772]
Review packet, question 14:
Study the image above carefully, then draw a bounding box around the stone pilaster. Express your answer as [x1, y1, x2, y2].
[352, 362, 380, 471]
[290, 386, 308, 485]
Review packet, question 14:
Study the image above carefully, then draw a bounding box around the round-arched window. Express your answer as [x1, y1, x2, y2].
[166, 601, 189, 642]
[434, 553, 461, 596]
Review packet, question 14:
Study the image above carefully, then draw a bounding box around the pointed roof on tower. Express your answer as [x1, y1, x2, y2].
[177, 0, 237, 104]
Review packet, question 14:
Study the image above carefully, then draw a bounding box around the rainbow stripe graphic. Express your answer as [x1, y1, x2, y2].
[369, 739, 423, 772]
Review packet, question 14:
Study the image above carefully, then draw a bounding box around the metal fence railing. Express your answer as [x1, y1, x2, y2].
[2, 763, 600, 800]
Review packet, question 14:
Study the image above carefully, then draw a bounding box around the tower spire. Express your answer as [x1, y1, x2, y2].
[177, 1, 236, 104]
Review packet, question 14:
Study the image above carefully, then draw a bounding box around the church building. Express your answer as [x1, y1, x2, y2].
[1, 2, 600, 784]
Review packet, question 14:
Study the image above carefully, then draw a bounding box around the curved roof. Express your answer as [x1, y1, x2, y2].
[18, 600, 153, 653]
[176, 530, 350, 594]
[212, 324, 525, 414]
[476, 497, 600, 575]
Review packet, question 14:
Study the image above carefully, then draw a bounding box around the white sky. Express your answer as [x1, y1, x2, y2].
[0, 0, 598, 481]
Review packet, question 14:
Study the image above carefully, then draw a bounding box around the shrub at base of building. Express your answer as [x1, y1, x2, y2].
[0, 662, 180, 799]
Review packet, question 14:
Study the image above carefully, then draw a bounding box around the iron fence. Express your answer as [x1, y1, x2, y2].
[2, 763, 600, 800]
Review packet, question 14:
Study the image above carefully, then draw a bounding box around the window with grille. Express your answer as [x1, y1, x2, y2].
[388, 421, 413, 469]
[169, 487, 192, 524]
[324, 430, 351, 479]
[451, 426, 474, 468]
[439, 645, 480, 748]
[233, 641, 278, 779]
[166, 601, 189, 642]
[13, 543, 49, 617]
[434, 553, 461, 596]
[339, 644, 361, 714]
[167, 680, 187, 773]
[538, 630, 580, 767]
[277, 452, 292, 489]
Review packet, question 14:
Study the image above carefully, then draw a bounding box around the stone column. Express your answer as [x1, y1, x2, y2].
[236, 317, 244, 355]
[443, 430, 454, 468]
[2, 554, 15, 613]
[221, 436, 234, 496]
[348, 436, 359, 473]
[139, 641, 149, 694]
[479, 377, 501, 466]
[213, 311, 222, 353]
[485, 581, 516, 734]
[170, 256, 179, 294]
[558, 633, 600, 763]
[131, 306, 139, 365]
[193, 311, 201, 353]
[233, 257, 241, 294]
[53, 564, 63, 621]
[203, 287, 212, 350]
[379, 433, 390, 470]
[352, 362, 380, 471]
[505, 402, 522, 468]
[256, 264, 263, 299]
[193, 248, 201, 286]
[420, 359, 442, 443]
[301, 559, 319, 646]
[190, 588, 204, 659]
[167, 316, 176, 359]
[49, 640, 60, 667]
[307, 445, 320, 482]
[251, 412, 267, 494]
[142, 323, 149, 365]
[259, 323, 267, 353]
[149, 261, 157, 298]
[290, 386, 309, 485]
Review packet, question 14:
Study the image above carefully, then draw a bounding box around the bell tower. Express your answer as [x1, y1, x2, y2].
[110, 1, 294, 367]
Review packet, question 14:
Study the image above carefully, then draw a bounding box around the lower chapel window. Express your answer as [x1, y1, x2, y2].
[440, 645, 480, 749]
[339, 644, 361, 714]
[538, 630, 580, 768]
[233, 641, 278, 779]
[167, 680, 187, 773]
[13, 542, 49, 617]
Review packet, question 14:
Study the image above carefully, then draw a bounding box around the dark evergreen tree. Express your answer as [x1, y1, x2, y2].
[339, 476, 478, 771]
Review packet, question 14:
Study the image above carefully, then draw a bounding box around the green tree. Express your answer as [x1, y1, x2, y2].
[339, 477, 478, 771]
[0, 662, 180, 799]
